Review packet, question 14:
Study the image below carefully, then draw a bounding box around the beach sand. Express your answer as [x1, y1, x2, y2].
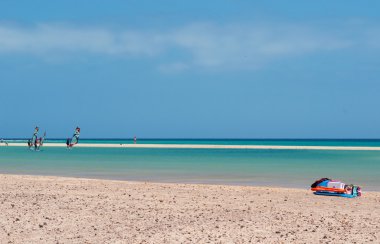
[0, 174, 379, 243]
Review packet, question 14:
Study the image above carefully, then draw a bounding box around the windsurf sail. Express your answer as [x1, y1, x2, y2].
[38, 132, 46, 149]
[67, 127, 80, 148]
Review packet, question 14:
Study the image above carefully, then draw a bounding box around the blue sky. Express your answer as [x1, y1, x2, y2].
[1, 1, 379, 138]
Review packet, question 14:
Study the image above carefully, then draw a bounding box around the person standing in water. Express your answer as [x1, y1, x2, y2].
[31, 126, 39, 149]
[134, 136, 137, 144]
[73, 127, 80, 142]
[0, 138, 8, 146]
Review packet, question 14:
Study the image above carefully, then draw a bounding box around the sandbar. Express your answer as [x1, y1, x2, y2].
[2, 142, 380, 151]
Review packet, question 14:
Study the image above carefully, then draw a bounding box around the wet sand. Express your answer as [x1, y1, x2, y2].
[0, 174, 379, 243]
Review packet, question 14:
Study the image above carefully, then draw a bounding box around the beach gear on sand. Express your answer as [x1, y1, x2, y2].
[311, 178, 361, 198]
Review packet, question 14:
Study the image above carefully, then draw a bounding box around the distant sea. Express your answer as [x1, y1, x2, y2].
[1, 139, 380, 190]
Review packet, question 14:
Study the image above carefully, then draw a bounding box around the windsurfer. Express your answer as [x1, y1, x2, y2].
[67, 127, 80, 148]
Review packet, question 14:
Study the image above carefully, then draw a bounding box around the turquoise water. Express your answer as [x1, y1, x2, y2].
[1, 139, 380, 190]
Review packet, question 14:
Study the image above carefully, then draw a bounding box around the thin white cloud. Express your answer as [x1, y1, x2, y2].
[157, 62, 189, 73]
[0, 24, 163, 56]
[0, 22, 371, 71]
[169, 23, 352, 69]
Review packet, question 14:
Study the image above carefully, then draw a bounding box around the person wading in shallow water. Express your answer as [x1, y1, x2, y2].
[0, 138, 8, 146]
[29, 126, 39, 150]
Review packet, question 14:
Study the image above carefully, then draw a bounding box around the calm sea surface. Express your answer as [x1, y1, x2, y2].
[1, 139, 380, 190]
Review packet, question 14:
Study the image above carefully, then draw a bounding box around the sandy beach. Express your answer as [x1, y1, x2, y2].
[0, 174, 379, 243]
[2, 142, 380, 151]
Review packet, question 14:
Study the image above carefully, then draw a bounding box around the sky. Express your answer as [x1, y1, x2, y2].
[0, 0, 380, 138]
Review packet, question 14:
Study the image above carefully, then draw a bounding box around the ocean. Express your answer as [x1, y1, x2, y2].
[1, 139, 380, 190]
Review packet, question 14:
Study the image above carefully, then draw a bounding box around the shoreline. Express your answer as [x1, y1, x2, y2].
[0, 174, 379, 243]
[1, 173, 305, 190]
[2, 172, 380, 192]
[2, 142, 380, 151]
[1, 172, 379, 192]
